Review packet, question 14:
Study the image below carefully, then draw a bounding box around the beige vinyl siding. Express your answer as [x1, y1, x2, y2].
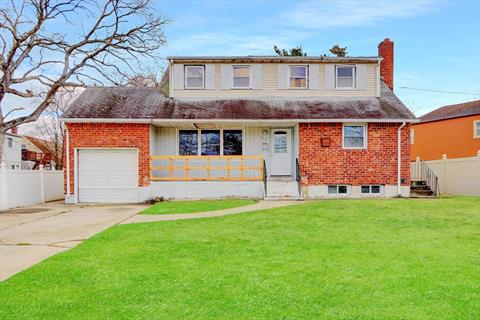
[173, 63, 377, 98]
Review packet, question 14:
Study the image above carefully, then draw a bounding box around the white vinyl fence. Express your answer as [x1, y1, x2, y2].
[0, 163, 64, 210]
[411, 152, 480, 196]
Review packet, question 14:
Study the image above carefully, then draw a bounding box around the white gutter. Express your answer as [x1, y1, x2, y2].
[397, 122, 406, 196]
[65, 123, 70, 198]
[60, 118, 419, 124]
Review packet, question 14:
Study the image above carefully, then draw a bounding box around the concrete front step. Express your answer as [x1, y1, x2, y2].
[266, 180, 301, 198]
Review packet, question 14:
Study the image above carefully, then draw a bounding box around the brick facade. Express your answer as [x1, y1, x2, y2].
[299, 123, 410, 186]
[64, 123, 150, 193]
[378, 38, 394, 91]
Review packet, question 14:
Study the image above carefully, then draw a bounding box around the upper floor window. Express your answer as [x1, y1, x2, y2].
[474, 120, 480, 139]
[289, 65, 308, 89]
[343, 124, 367, 149]
[185, 65, 205, 89]
[336, 65, 355, 89]
[232, 65, 251, 88]
[7, 138, 13, 148]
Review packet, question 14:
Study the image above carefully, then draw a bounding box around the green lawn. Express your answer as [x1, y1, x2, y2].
[1, 197, 479, 319]
[141, 199, 256, 214]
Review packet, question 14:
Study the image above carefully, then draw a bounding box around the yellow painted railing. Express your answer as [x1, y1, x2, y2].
[150, 155, 264, 181]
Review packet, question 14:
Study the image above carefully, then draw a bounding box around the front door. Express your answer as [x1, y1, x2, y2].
[270, 129, 292, 176]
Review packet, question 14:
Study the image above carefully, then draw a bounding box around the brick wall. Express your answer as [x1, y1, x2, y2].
[64, 123, 150, 193]
[299, 123, 410, 186]
[378, 38, 394, 91]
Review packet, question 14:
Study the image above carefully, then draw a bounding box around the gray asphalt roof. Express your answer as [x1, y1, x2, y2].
[168, 56, 381, 63]
[62, 82, 415, 121]
[419, 100, 480, 123]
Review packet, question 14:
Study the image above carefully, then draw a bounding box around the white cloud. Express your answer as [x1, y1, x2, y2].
[282, 0, 438, 29]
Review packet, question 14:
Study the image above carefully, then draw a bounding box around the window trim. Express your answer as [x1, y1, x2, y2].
[342, 123, 368, 150]
[231, 65, 251, 89]
[327, 185, 350, 195]
[474, 120, 480, 139]
[184, 65, 205, 90]
[335, 65, 356, 90]
[288, 65, 309, 89]
[361, 185, 383, 195]
[177, 128, 244, 156]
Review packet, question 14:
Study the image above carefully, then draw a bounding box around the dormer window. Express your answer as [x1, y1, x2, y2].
[185, 65, 205, 89]
[289, 65, 308, 89]
[336, 65, 355, 89]
[232, 65, 251, 89]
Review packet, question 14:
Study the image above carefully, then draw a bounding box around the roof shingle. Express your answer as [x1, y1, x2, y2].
[62, 82, 415, 121]
[420, 100, 480, 123]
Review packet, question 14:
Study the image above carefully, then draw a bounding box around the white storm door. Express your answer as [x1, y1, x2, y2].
[270, 129, 292, 176]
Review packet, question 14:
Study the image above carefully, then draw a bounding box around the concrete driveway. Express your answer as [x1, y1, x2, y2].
[0, 201, 144, 281]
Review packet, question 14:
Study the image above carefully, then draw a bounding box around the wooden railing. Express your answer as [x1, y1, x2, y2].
[151, 155, 265, 181]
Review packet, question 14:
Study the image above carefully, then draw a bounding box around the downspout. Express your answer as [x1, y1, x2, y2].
[397, 122, 406, 196]
[65, 123, 71, 200]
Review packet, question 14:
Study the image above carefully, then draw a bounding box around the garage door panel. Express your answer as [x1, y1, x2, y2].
[78, 149, 138, 203]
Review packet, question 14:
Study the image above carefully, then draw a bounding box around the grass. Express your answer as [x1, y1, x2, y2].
[141, 199, 256, 214]
[1, 197, 479, 319]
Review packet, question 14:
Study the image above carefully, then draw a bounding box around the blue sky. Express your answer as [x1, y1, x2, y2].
[155, 0, 480, 116]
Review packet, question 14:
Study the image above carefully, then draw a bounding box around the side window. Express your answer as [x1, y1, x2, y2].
[343, 124, 367, 149]
[179, 130, 198, 155]
[185, 65, 205, 89]
[289, 65, 308, 89]
[474, 120, 480, 139]
[223, 130, 243, 155]
[410, 128, 415, 144]
[7, 138, 13, 148]
[336, 65, 355, 89]
[232, 65, 251, 88]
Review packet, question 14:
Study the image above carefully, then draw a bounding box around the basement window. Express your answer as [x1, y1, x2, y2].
[185, 65, 205, 89]
[328, 185, 348, 194]
[361, 185, 382, 194]
[336, 65, 355, 89]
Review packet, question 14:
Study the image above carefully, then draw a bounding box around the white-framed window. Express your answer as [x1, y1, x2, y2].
[361, 185, 383, 195]
[288, 65, 308, 89]
[184, 65, 205, 89]
[474, 120, 480, 139]
[410, 128, 415, 144]
[335, 65, 355, 89]
[343, 123, 367, 149]
[232, 65, 251, 89]
[178, 129, 243, 156]
[328, 185, 349, 194]
[7, 137, 12, 148]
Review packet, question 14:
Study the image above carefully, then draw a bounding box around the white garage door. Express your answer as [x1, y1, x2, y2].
[78, 149, 138, 203]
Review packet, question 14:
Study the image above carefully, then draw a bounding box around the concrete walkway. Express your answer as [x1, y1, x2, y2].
[122, 200, 304, 224]
[0, 202, 143, 281]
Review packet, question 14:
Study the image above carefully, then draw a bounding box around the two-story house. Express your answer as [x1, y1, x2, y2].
[61, 38, 416, 203]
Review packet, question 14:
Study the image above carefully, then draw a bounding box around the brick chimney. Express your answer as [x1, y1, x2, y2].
[378, 38, 394, 90]
[10, 127, 17, 134]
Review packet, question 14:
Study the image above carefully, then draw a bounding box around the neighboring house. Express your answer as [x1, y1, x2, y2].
[21, 136, 62, 170]
[61, 38, 416, 203]
[411, 100, 480, 160]
[2, 129, 22, 170]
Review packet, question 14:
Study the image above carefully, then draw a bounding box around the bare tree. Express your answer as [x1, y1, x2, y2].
[33, 88, 81, 169]
[0, 0, 169, 163]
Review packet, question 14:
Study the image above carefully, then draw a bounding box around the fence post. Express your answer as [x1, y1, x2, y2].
[39, 164, 45, 204]
[477, 150, 480, 196]
[442, 154, 447, 194]
[0, 162, 7, 210]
